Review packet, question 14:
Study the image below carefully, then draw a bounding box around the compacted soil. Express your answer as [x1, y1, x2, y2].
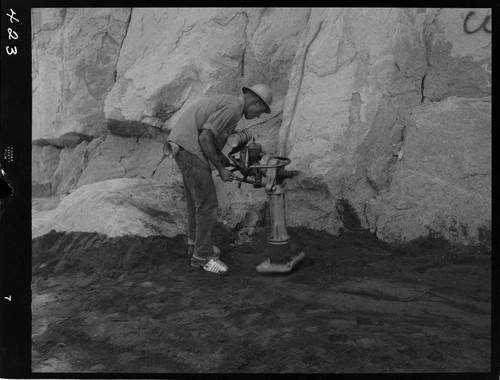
[31, 224, 491, 374]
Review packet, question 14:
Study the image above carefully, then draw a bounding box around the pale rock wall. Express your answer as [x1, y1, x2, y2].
[424, 9, 491, 101]
[32, 8, 131, 144]
[365, 97, 491, 246]
[76, 135, 180, 187]
[32, 145, 61, 197]
[32, 141, 90, 197]
[104, 7, 309, 135]
[31, 7, 491, 249]
[279, 8, 491, 247]
[279, 8, 428, 233]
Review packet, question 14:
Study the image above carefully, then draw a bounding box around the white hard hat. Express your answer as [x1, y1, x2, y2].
[242, 84, 273, 114]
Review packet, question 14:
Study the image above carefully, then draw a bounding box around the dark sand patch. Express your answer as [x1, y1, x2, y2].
[32, 224, 491, 373]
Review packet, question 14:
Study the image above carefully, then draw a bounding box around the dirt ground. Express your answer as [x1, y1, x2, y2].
[31, 223, 491, 374]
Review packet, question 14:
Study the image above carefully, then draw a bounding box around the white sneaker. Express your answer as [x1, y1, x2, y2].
[191, 256, 229, 275]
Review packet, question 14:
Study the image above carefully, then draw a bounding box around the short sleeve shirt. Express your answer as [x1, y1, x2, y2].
[168, 94, 244, 167]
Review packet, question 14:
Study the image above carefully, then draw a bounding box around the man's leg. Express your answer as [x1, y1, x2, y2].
[175, 149, 217, 259]
[190, 155, 218, 260]
[182, 173, 220, 258]
[174, 150, 196, 249]
[182, 175, 197, 246]
[175, 149, 227, 274]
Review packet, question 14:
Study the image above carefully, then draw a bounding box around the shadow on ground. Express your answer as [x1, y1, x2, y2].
[31, 224, 491, 373]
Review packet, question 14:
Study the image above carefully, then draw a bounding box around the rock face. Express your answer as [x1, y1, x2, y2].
[32, 7, 491, 249]
[32, 8, 131, 145]
[104, 8, 309, 135]
[365, 97, 491, 246]
[278, 8, 491, 247]
[32, 141, 91, 197]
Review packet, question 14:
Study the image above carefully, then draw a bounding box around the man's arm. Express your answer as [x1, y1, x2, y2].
[209, 135, 232, 167]
[216, 147, 231, 167]
[199, 129, 234, 181]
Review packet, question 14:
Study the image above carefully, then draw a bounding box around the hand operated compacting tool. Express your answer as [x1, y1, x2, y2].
[223, 131, 306, 273]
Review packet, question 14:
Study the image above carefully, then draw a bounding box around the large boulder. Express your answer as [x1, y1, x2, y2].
[32, 178, 186, 239]
[365, 96, 491, 248]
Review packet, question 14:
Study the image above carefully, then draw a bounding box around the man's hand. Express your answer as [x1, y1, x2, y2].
[218, 167, 235, 182]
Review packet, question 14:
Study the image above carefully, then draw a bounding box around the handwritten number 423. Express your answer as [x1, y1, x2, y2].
[6, 8, 19, 55]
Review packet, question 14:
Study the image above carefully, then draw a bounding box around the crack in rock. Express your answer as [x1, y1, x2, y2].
[281, 16, 325, 157]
